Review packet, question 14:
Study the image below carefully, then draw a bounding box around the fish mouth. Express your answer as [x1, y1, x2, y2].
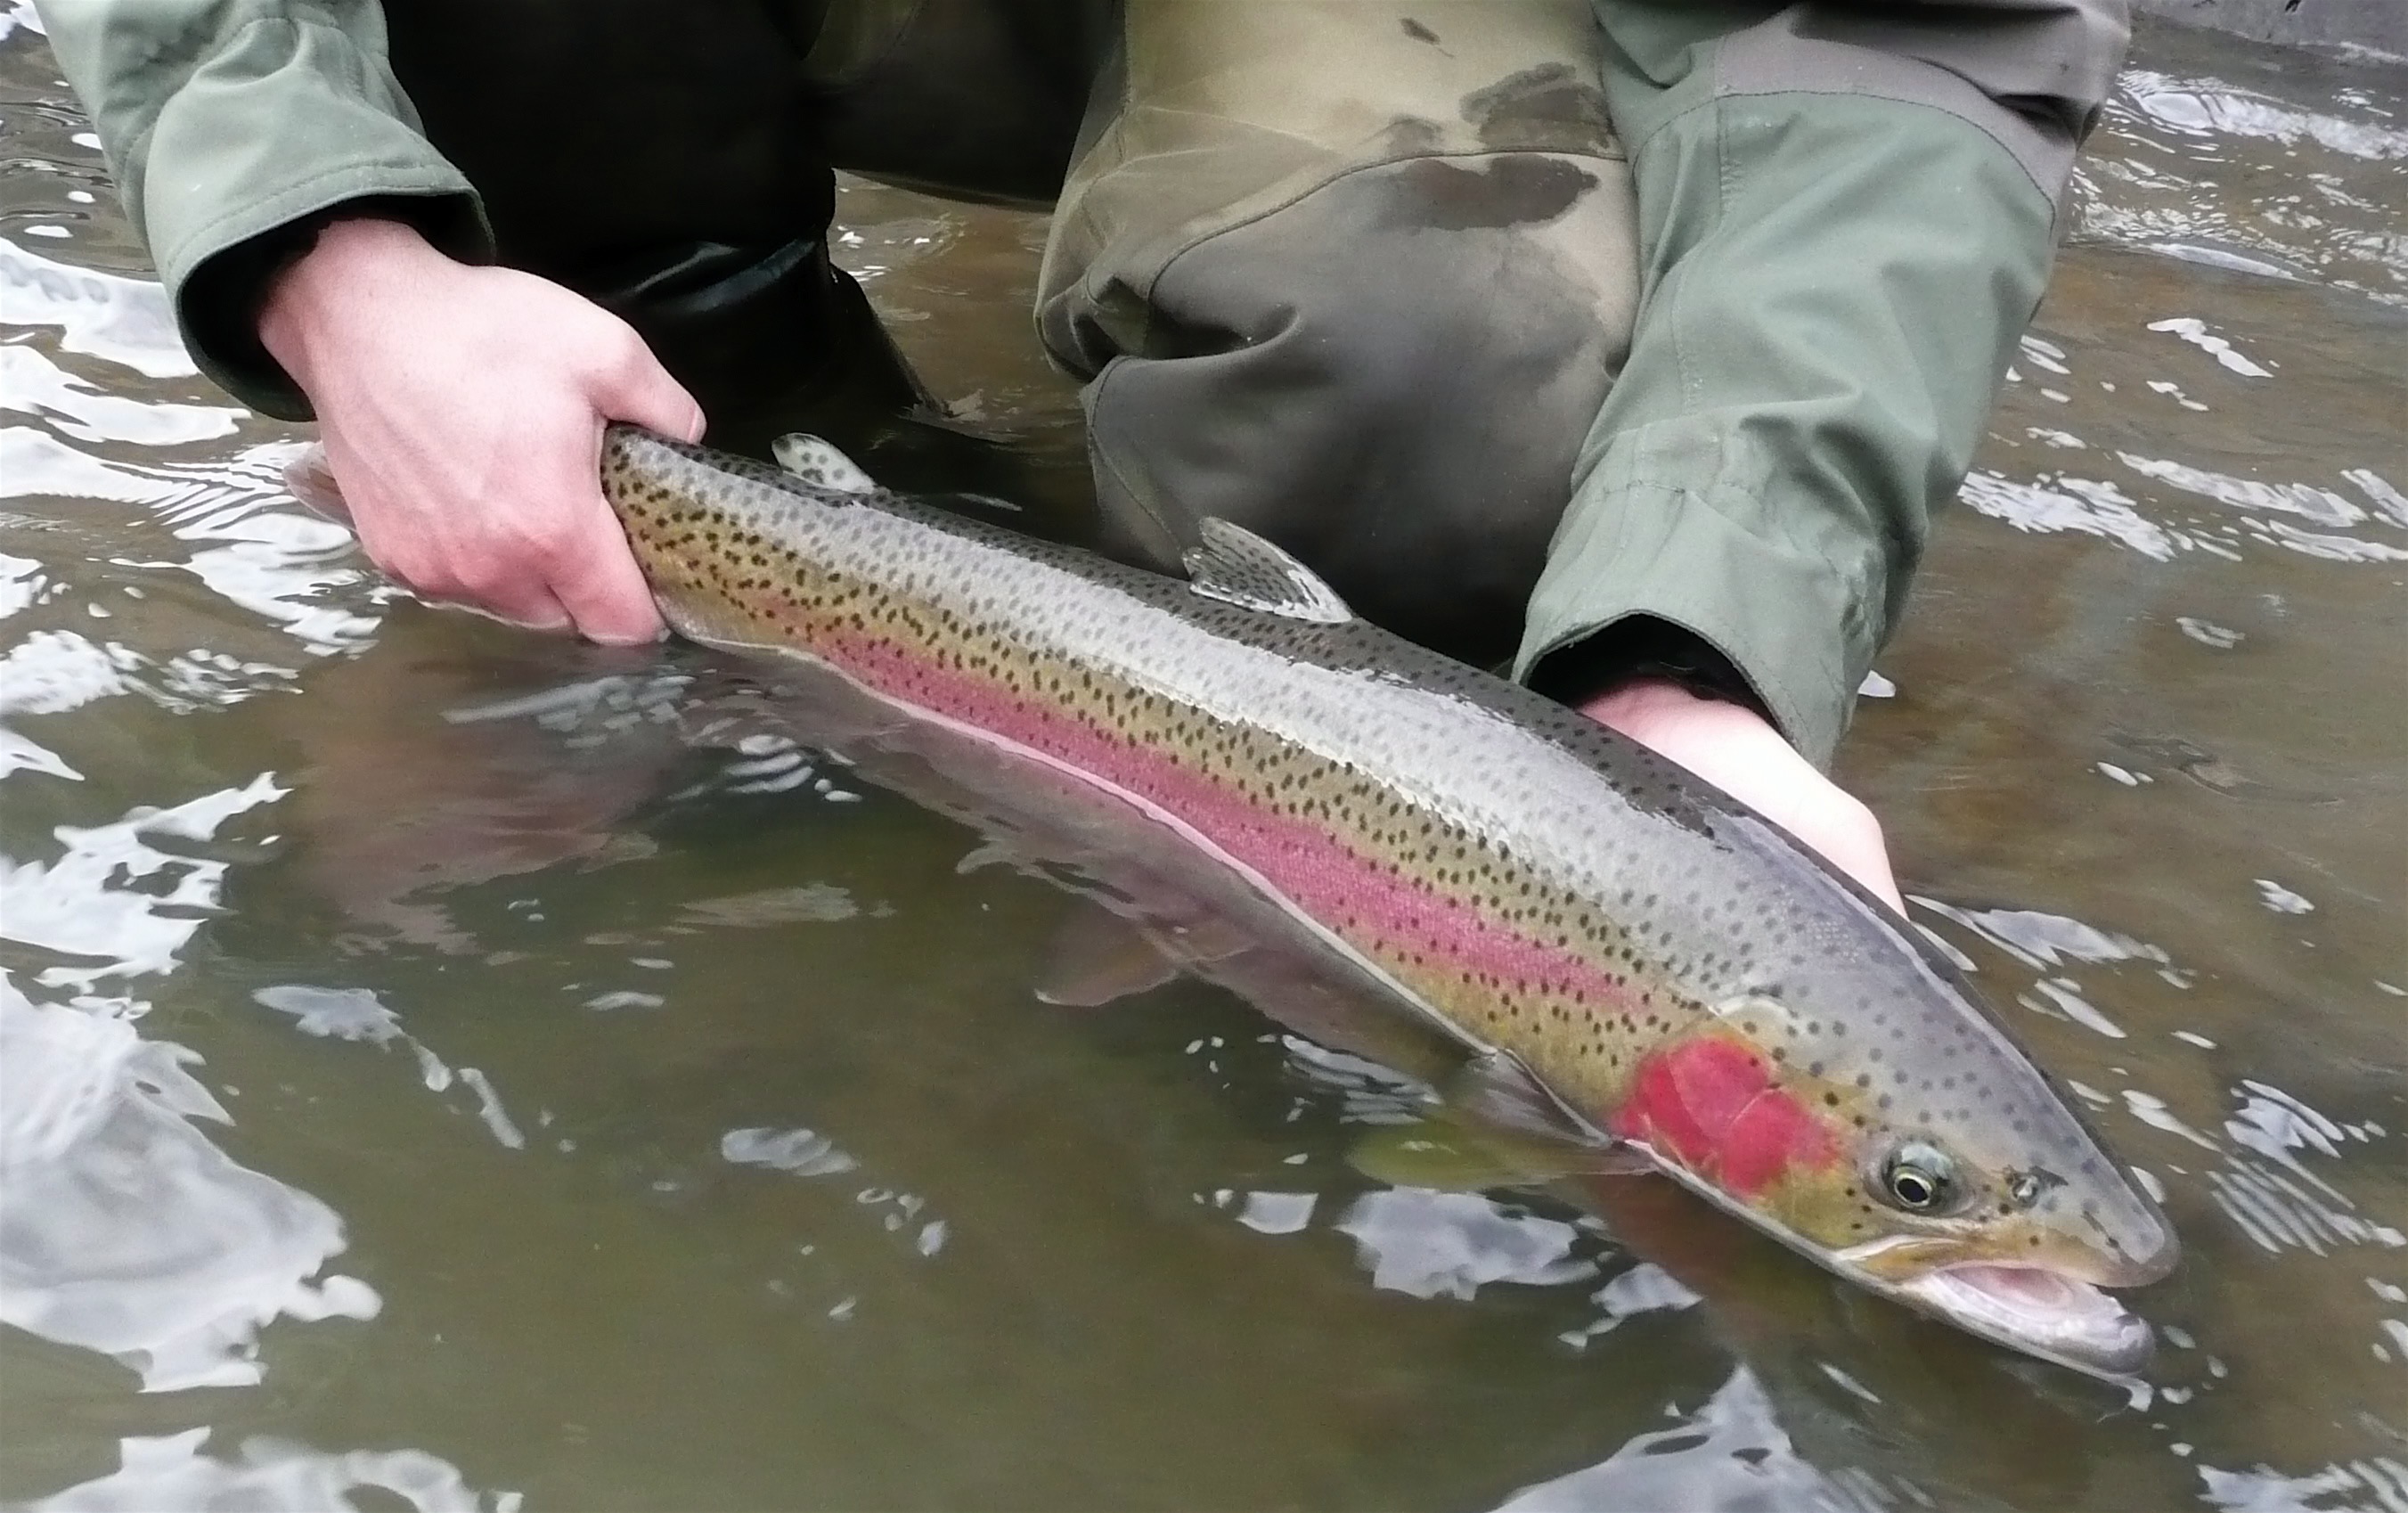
[1890, 1261, 2154, 1378]
[1645, 1163, 2166, 1378]
[1870, 1184, 2177, 1378]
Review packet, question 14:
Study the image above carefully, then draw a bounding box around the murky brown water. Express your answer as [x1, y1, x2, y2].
[4, 7, 2404, 1510]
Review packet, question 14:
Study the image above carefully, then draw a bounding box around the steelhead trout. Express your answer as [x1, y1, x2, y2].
[322, 425, 2180, 1372]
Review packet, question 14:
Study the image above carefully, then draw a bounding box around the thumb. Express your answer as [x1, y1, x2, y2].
[592, 338, 707, 444]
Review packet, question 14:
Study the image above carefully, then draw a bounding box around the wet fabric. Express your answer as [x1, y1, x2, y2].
[1038, 1, 1637, 672]
[43, 0, 2131, 766]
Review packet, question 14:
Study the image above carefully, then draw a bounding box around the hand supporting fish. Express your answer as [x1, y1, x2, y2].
[289, 424, 2178, 1377]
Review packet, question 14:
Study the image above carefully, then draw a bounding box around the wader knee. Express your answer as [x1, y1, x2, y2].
[1072, 153, 1635, 669]
[1033, 0, 1637, 667]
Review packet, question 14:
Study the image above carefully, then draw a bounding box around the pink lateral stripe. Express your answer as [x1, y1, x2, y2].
[820, 630, 1634, 1012]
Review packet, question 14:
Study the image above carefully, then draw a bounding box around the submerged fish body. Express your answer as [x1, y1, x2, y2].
[598, 424, 2177, 1375]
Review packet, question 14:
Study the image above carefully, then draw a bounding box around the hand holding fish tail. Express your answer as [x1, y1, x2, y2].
[259, 217, 705, 644]
[1582, 678, 1903, 914]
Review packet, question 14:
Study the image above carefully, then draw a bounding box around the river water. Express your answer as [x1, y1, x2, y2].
[2, 9, 2403, 1510]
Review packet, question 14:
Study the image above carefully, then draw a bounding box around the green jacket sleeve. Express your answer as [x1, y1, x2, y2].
[45, 0, 492, 418]
[1517, 3, 2125, 769]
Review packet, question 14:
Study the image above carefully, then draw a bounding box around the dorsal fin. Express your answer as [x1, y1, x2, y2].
[771, 433, 877, 495]
[1181, 519, 1353, 623]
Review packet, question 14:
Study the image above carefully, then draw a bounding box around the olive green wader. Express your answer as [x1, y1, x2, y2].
[45, 0, 2129, 766]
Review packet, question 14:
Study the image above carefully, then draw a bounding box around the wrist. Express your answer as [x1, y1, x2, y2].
[1533, 617, 1770, 725]
[1579, 676, 1775, 762]
[257, 216, 439, 388]
[1579, 675, 1704, 727]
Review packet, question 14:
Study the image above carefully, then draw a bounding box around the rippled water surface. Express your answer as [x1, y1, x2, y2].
[3, 9, 2404, 1510]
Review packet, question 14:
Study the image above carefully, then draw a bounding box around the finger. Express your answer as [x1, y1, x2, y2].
[544, 432, 665, 645]
[590, 332, 706, 443]
[552, 505, 666, 646]
[427, 584, 575, 635]
[437, 545, 579, 633]
[336, 482, 429, 590]
[317, 436, 434, 584]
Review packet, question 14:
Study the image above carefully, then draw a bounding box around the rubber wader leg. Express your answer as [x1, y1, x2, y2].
[374, 0, 931, 457]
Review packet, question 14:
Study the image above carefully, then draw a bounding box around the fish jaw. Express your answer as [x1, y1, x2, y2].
[1891, 1261, 2156, 1378]
[1633, 1156, 2168, 1378]
[1881, 1201, 2178, 1376]
[1819, 1202, 2175, 1377]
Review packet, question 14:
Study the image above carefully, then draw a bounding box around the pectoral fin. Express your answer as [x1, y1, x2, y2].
[1449, 1049, 1612, 1148]
[1347, 1116, 1652, 1193]
[283, 445, 352, 523]
[1347, 1047, 1652, 1191]
[1033, 903, 1181, 1007]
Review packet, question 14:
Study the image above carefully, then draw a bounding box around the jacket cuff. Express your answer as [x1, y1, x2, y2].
[1514, 421, 1863, 771]
[137, 18, 492, 418]
[1513, 84, 2056, 773]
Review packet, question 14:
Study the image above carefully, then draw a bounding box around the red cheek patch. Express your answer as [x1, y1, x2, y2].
[1612, 1037, 1843, 1198]
[1718, 1086, 1841, 1195]
[1612, 1051, 1714, 1167]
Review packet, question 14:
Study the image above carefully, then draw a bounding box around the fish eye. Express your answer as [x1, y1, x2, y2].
[1878, 1141, 1961, 1214]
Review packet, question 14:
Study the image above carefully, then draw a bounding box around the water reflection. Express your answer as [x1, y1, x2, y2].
[0, 428, 376, 656]
[0, 778, 283, 984]
[21, 1428, 514, 1513]
[0, 979, 375, 1394]
[2075, 36, 2408, 303]
[0, 240, 193, 380]
[1493, 1367, 1882, 1513]
[0, 345, 241, 447]
[1336, 1190, 1595, 1302]
[1963, 313, 2408, 568]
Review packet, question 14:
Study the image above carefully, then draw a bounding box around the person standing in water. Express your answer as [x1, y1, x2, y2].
[44, 1, 2130, 906]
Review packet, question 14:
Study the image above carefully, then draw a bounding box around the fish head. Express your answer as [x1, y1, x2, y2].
[1610, 953, 2177, 1378]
